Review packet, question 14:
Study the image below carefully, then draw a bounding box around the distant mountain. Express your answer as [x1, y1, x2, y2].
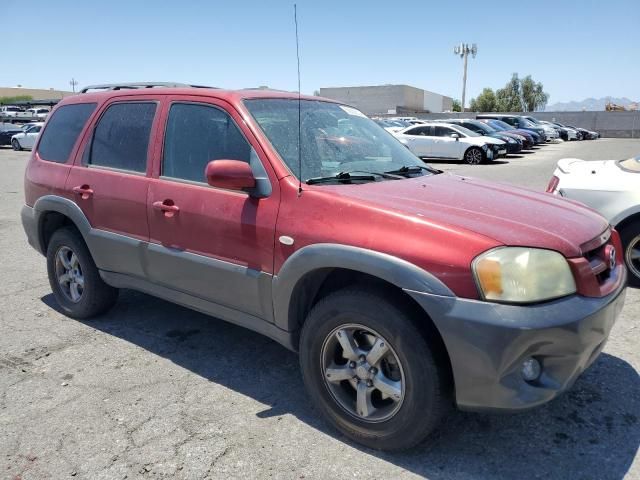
[545, 97, 637, 112]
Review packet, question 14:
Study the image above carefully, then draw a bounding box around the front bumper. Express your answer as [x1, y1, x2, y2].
[406, 272, 626, 412]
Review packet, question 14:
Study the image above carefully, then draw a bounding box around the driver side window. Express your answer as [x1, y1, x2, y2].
[162, 103, 251, 182]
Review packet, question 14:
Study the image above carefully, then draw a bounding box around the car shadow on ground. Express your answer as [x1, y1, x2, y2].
[41, 290, 640, 479]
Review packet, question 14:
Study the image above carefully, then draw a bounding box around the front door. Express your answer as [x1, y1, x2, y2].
[22, 125, 42, 149]
[146, 98, 279, 321]
[432, 125, 462, 159]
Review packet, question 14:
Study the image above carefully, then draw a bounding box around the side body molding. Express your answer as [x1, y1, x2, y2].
[272, 243, 455, 332]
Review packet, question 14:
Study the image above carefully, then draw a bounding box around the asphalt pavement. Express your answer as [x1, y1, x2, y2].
[0, 139, 638, 479]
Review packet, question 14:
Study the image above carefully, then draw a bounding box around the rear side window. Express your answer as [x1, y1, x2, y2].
[89, 102, 156, 173]
[37, 103, 96, 163]
[162, 103, 251, 182]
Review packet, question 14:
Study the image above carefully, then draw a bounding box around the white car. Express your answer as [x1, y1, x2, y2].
[547, 155, 640, 285]
[394, 122, 507, 164]
[0, 105, 24, 118]
[540, 121, 578, 141]
[25, 107, 50, 119]
[11, 122, 44, 151]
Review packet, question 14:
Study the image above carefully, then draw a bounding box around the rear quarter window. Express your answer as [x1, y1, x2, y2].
[37, 103, 97, 163]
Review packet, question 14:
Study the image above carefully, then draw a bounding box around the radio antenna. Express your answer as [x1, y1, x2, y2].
[294, 4, 303, 195]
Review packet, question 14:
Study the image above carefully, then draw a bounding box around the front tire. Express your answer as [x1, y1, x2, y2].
[46, 227, 119, 318]
[299, 287, 450, 451]
[11, 139, 21, 151]
[620, 223, 640, 287]
[464, 147, 484, 165]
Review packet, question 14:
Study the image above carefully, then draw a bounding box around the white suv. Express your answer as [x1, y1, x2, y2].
[394, 123, 507, 164]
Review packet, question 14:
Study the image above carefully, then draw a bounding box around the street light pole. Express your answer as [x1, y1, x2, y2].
[69, 78, 78, 93]
[453, 43, 477, 112]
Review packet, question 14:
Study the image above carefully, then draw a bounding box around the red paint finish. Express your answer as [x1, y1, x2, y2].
[24, 87, 619, 301]
[206, 160, 256, 190]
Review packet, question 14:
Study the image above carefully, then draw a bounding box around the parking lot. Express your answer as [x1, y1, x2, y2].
[0, 139, 638, 479]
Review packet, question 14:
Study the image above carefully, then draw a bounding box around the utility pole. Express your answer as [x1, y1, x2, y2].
[453, 43, 477, 112]
[69, 78, 78, 93]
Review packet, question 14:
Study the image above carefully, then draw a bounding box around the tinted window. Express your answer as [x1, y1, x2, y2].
[406, 126, 430, 136]
[163, 103, 251, 182]
[90, 102, 156, 172]
[434, 126, 453, 137]
[37, 103, 96, 163]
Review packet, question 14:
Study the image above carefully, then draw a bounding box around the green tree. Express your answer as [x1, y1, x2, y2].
[520, 75, 549, 112]
[469, 88, 497, 112]
[495, 73, 523, 112]
[452, 99, 462, 112]
[0, 95, 33, 105]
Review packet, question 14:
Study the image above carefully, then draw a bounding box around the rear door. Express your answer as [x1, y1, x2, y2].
[145, 96, 280, 321]
[400, 126, 432, 157]
[66, 98, 159, 278]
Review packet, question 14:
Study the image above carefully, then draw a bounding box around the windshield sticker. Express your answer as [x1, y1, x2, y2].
[339, 105, 367, 118]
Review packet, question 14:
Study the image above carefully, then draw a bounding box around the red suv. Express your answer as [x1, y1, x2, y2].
[21, 83, 627, 450]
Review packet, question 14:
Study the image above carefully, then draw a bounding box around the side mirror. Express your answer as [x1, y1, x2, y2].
[450, 133, 461, 140]
[205, 159, 256, 191]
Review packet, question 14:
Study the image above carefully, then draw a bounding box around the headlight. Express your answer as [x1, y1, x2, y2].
[472, 247, 576, 303]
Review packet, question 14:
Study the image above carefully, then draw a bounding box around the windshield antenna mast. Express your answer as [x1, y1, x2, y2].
[294, 4, 303, 196]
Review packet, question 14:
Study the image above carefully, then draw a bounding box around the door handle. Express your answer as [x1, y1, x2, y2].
[153, 200, 180, 217]
[72, 185, 93, 200]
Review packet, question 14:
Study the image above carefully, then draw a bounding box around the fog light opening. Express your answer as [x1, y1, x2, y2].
[521, 357, 542, 382]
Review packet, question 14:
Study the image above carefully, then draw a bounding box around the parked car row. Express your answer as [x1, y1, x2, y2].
[372, 113, 599, 165]
[0, 122, 44, 149]
[0, 105, 50, 121]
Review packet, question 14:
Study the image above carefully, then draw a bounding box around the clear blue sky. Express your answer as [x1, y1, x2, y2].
[3, 0, 638, 105]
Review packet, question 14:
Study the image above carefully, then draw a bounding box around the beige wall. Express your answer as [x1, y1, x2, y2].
[0, 87, 74, 101]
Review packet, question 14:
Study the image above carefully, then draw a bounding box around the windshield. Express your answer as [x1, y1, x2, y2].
[619, 155, 640, 172]
[485, 119, 511, 130]
[521, 119, 537, 128]
[244, 99, 430, 183]
[525, 117, 541, 124]
[465, 121, 494, 134]
[450, 124, 481, 137]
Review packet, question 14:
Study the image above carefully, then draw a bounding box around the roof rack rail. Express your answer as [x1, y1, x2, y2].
[79, 82, 217, 93]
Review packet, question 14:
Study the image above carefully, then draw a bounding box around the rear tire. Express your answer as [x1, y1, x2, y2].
[299, 287, 450, 451]
[46, 227, 119, 318]
[11, 139, 21, 151]
[620, 223, 640, 287]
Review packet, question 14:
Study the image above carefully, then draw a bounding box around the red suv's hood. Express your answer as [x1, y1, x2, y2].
[325, 173, 608, 257]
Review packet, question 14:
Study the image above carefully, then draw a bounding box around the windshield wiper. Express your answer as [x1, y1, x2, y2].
[306, 169, 405, 185]
[383, 165, 441, 176]
[306, 171, 378, 185]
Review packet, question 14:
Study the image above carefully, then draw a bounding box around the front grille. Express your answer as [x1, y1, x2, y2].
[570, 228, 623, 297]
[584, 242, 613, 285]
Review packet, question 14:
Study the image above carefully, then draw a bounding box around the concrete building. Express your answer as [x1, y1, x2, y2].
[319, 84, 453, 115]
[0, 86, 74, 103]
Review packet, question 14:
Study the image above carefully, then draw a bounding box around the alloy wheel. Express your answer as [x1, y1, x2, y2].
[321, 324, 405, 423]
[626, 235, 640, 281]
[465, 148, 482, 165]
[55, 246, 84, 303]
